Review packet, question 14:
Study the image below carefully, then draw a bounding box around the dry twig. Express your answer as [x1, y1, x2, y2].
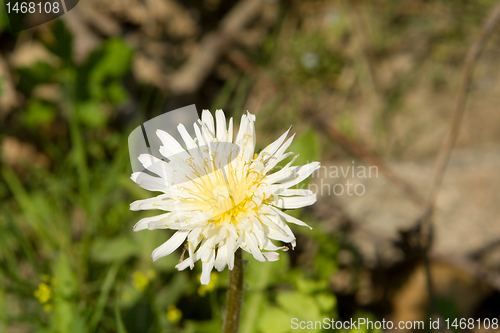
[421, 1, 500, 226]
[413, 3, 500, 326]
[308, 109, 426, 207]
[0, 54, 19, 118]
[168, 0, 264, 95]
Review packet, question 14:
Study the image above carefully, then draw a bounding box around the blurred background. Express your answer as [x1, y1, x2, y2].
[1, 0, 500, 332]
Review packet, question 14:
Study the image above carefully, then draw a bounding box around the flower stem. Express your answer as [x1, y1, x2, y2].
[223, 248, 244, 333]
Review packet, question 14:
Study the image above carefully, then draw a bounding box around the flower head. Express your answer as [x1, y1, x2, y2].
[131, 110, 319, 284]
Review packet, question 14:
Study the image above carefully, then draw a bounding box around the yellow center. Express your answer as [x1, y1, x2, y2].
[183, 157, 264, 226]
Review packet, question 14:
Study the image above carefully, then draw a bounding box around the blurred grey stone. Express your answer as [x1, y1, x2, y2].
[312, 148, 500, 264]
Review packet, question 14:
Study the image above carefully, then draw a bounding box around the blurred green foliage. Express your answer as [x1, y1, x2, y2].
[0, 18, 356, 333]
[5, 0, 479, 326]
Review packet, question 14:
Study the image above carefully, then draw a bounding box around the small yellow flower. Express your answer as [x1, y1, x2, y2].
[132, 271, 149, 292]
[167, 305, 182, 324]
[34, 283, 51, 304]
[43, 304, 53, 313]
[197, 272, 218, 296]
[42, 274, 57, 286]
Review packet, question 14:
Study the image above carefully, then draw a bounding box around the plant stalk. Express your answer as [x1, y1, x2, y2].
[223, 248, 244, 333]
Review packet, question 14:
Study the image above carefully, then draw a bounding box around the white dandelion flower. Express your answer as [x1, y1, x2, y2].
[130, 110, 320, 284]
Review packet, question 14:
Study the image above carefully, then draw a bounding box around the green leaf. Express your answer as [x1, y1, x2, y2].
[89, 264, 119, 330]
[88, 39, 133, 101]
[315, 293, 336, 313]
[1, 167, 54, 245]
[295, 275, 327, 295]
[276, 292, 321, 320]
[288, 128, 321, 166]
[258, 306, 290, 333]
[49, 255, 86, 333]
[51, 297, 86, 333]
[244, 251, 288, 289]
[115, 304, 129, 333]
[76, 101, 107, 128]
[0, 6, 10, 32]
[107, 80, 129, 104]
[23, 100, 57, 127]
[42, 20, 73, 61]
[436, 296, 461, 323]
[241, 249, 290, 333]
[183, 319, 223, 333]
[153, 272, 190, 309]
[312, 230, 340, 281]
[0, 272, 6, 329]
[91, 235, 139, 263]
[133, 231, 178, 272]
[52, 254, 78, 298]
[17, 62, 57, 93]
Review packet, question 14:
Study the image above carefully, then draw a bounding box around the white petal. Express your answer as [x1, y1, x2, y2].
[257, 127, 291, 164]
[278, 189, 314, 196]
[135, 156, 190, 186]
[263, 168, 294, 185]
[263, 252, 279, 261]
[226, 237, 236, 270]
[259, 208, 296, 243]
[157, 129, 187, 157]
[176, 257, 194, 271]
[200, 122, 216, 145]
[130, 194, 170, 211]
[177, 123, 198, 150]
[133, 213, 170, 231]
[137, 154, 171, 178]
[235, 113, 256, 162]
[152, 230, 189, 262]
[261, 240, 286, 251]
[262, 225, 295, 246]
[215, 109, 228, 141]
[131, 172, 168, 192]
[274, 162, 321, 188]
[270, 206, 312, 229]
[188, 226, 204, 252]
[272, 194, 317, 209]
[200, 250, 215, 285]
[245, 232, 266, 262]
[227, 117, 233, 142]
[226, 223, 239, 240]
[194, 121, 207, 147]
[215, 242, 229, 271]
[236, 114, 249, 141]
[247, 112, 256, 121]
[264, 154, 299, 183]
[262, 135, 295, 173]
[265, 227, 295, 244]
[201, 110, 215, 136]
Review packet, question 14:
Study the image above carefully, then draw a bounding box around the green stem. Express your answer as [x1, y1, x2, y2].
[223, 249, 244, 333]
